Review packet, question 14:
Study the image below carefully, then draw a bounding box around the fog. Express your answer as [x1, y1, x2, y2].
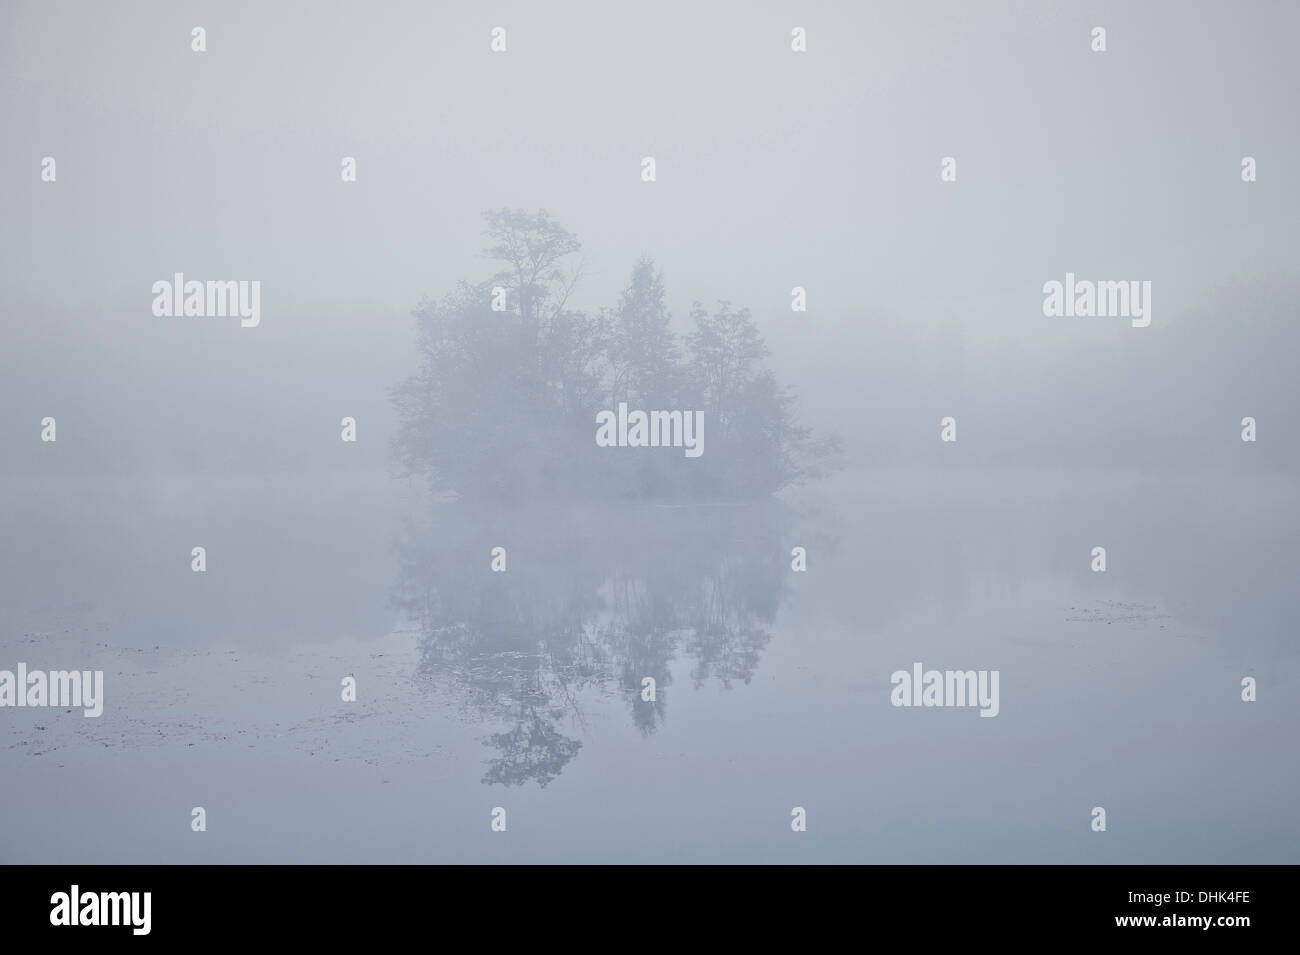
[4, 0, 1298, 475]
[1, 0, 1297, 862]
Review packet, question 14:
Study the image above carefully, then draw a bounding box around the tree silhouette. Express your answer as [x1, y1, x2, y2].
[392, 208, 839, 502]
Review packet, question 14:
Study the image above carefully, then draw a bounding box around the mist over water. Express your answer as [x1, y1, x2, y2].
[2, 0, 1298, 862]
[2, 465, 1296, 862]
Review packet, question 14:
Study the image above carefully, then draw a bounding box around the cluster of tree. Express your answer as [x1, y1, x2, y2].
[392, 209, 839, 502]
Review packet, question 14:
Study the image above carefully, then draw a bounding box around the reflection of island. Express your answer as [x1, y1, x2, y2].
[391, 501, 792, 787]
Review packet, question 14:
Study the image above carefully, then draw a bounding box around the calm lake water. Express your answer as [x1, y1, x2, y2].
[2, 467, 1296, 862]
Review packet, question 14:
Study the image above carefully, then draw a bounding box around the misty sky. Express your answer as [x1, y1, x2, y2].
[2, 0, 1297, 474]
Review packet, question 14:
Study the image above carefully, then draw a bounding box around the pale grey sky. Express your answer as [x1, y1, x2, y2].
[2, 0, 1296, 473]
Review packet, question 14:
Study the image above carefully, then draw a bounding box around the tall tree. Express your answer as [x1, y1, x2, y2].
[483, 208, 582, 325]
[685, 301, 769, 443]
[608, 259, 678, 407]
